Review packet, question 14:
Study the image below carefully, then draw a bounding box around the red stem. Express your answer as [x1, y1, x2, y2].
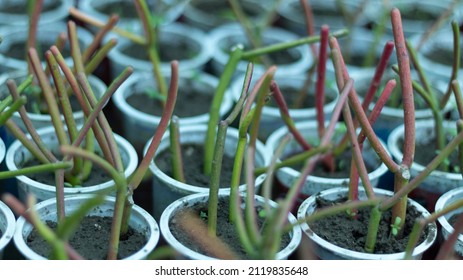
[391, 8, 415, 168]
[361, 41, 395, 112]
[316, 25, 329, 138]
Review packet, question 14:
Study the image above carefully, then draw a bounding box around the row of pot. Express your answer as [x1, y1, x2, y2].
[1, 117, 462, 259]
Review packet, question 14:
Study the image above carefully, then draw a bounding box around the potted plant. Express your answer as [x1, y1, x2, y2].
[1, 23, 181, 257]
[296, 8, 463, 260]
[0, 0, 72, 27]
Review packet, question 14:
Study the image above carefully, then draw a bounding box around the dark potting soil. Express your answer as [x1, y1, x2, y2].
[126, 87, 212, 118]
[285, 148, 380, 179]
[21, 155, 113, 187]
[448, 213, 463, 229]
[399, 129, 460, 174]
[169, 197, 291, 259]
[155, 144, 242, 188]
[309, 197, 427, 254]
[5, 41, 72, 61]
[26, 216, 146, 259]
[96, 1, 140, 19]
[0, 0, 61, 14]
[121, 39, 199, 62]
[267, 85, 336, 110]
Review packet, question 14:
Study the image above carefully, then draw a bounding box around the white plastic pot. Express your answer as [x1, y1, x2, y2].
[0, 0, 72, 27]
[5, 126, 138, 202]
[265, 121, 389, 200]
[0, 200, 15, 260]
[113, 71, 233, 153]
[435, 187, 463, 258]
[182, 0, 269, 31]
[13, 194, 160, 260]
[146, 124, 270, 220]
[209, 23, 313, 77]
[297, 187, 437, 259]
[106, 23, 212, 79]
[159, 189, 302, 260]
[387, 120, 463, 211]
[0, 72, 107, 131]
[0, 23, 94, 73]
[230, 74, 339, 141]
[78, 0, 188, 31]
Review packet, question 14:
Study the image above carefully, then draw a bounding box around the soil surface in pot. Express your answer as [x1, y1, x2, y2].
[310, 197, 427, 254]
[169, 197, 291, 259]
[155, 143, 242, 187]
[5, 41, 72, 61]
[267, 85, 336, 110]
[399, 130, 460, 173]
[284, 147, 380, 179]
[126, 86, 211, 118]
[27, 216, 146, 259]
[121, 39, 199, 62]
[21, 154, 114, 187]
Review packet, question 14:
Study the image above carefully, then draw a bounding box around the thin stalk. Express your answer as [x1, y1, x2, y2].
[81, 14, 120, 63]
[458, 120, 463, 177]
[84, 38, 118, 76]
[364, 206, 382, 253]
[0, 96, 27, 126]
[243, 68, 275, 247]
[26, 0, 43, 74]
[207, 121, 227, 236]
[55, 170, 65, 222]
[169, 116, 185, 183]
[0, 161, 72, 180]
[229, 63, 253, 223]
[299, 0, 317, 57]
[203, 46, 243, 176]
[270, 81, 311, 150]
[241, 29, 348, 60]
[6, 79, 55, 163]
[59, 145, 127, 260]
[342, 102, 375, 199]
[4, 119, 50, 164]
[127, 61, 178, 194]
[452, 80, 463, 118]
[330, 39, 399, 172]
[68, 7, 146, 45]
[391, 8, 415, 234]
[315, 25, 329, 138]
[28, 48, 69, 148]
[440, 20, 461, 109]
[133, 0, 167, 99]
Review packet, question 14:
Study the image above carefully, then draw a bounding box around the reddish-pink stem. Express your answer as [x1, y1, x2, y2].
[361, 41, 395, 112]
[316, 25, 329, 138]
[391, 8, 415, 168]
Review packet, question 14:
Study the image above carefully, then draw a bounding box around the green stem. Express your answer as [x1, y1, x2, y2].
[0, 161, 72, 180]
[207, 121, 227, 236]
[440, 20, 461, 109]
[169, 116, 185, 183]
[203, 46, 243, 176]
[241, 29, 348, 60]
[364, 206, 382, 253]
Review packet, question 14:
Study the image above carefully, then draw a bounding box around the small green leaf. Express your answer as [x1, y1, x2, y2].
[144, 88, 167, 102]
[258, 209, 266, 218]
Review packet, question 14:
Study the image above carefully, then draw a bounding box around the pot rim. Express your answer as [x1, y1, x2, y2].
[209, 23, 312, 75]
[230, 74, 339, 118]
[297, 187, 437, 259]
[0, 72, 106, 123]
[435, 187, 463, 243]
[5, 125, 138, 195]
[145, 124, 270, 194]
[159, 189, 302, 260]
[112, 71, 233, 126]
[0, 0, 72, 26]
[265, 121, 390, 184]
[387, 119, 463, 180]
[0, 200, 16, 253]
[13, 194, 159, 260]
[106, 22, 212, 73]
